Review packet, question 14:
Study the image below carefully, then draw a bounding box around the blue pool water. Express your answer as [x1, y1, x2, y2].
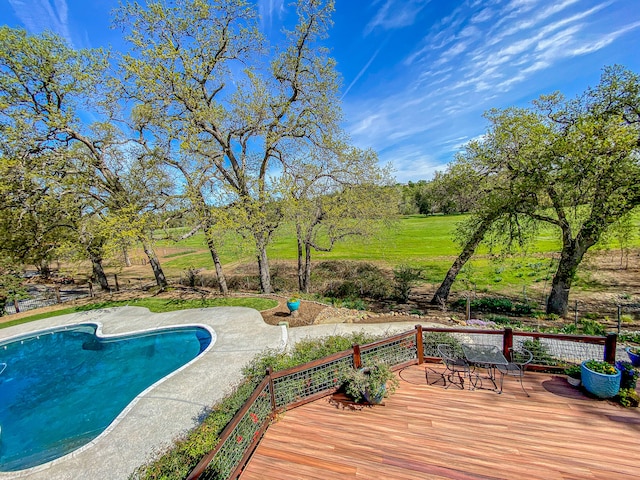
[0, 324, 212, 471]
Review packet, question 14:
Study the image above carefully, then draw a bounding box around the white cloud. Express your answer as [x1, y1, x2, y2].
[365, 0, 431, 35]
[258, 0, 285, 31]
[8, 0, 73, 44]
[344, 0, 640, 180]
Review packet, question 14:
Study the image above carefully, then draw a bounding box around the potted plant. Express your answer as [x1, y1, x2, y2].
[581, 360, 621, 399]
[614, 361, 640, 408]
[341, 362, 399, 404]
[625, 346, 640, 367]
[286, 297, 301, 313]
[564, 364, 582, 387]
[615, 361, 639, 390]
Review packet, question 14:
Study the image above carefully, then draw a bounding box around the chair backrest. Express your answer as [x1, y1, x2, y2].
[437, 344, 461, 361]
[510, 347, 533, 366]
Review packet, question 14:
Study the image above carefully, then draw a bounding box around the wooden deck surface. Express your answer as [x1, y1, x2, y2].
[241, 364, 640, 479]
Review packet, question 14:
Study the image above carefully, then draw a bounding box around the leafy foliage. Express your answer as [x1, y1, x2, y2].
[583, 360, 618, 376]
[521, 339, 557, 366]
[340, 363, 399, 403]
[422, 332, 463, 357]
[564, 364, 582, 379]
[392, 264, 423, 303]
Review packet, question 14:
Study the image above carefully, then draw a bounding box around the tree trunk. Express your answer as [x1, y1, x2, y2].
[302, 242, 312, 294]
[255, 235, 273, 294]
[122, 245, 132, 267]
[142, 239, 168, 288]
[296, 226, 306, 292]
[204, 230, 228, 295]
[546, 237, 595, 316]
[89, 253, 109, 291]
[430, 217, 494, 305]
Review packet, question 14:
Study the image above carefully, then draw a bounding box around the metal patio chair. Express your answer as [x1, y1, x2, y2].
[437, 344, 471, 389]
[496, 347, 533, 396]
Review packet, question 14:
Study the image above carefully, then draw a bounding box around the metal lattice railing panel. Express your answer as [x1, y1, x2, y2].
[513, 336, 605, 366]
[200, 382, 273, 480]
[361, 333, 417, 367]
[422, 331, 502, 358]
[272, 355, 353, 409]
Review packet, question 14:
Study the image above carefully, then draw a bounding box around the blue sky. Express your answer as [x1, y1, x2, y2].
[2, 0, 640, 183]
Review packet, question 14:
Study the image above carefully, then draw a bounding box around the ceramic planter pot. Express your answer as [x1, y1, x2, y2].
[363, 384, 387, 404]
[286, 300, 300, 312]
[625, 347, 640, 367]
[581, 361, 621, 399]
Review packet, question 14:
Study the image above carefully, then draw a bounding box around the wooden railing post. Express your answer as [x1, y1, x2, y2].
[267, 367, 276, 413]
[55, 287, 61, 303]
[503, 327, 513, 360]
[114, 274, 120, 292]
[415, 325, 424, 364]
[13, 298, 19, 313]
[604, 333, 617, 364]
[353, 344, 362, 369]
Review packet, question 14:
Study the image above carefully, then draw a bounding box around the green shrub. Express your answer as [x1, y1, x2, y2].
[485, 315, 522, 328]
[617, 388, 640, 408]
[452, 297, 514, 314]
[513, 303, 534, 316]
[521, 338, 557, 366]
[620, 332, 640, 343]
[423, 332, 463, 357]
[579, 319, 606, 336]
[321, 262, 391, 300]
[392, 264, 423, 302]
[564, 364, 581, 379]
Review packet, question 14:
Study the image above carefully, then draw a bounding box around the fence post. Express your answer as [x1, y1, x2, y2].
[604, 333, 617, 364]
[617, 305, 621, 335]
[503, 327, 513, 360]
[13, 298, 19, 313]
[114, 274, 120, 292]
[267, 367, 276, 414]
[55, 287, 61, 303]
[574, 300, 579, 327]
[415, 325, 424, 365]
[89, 281, 94, 298]
[353, 344, 362, 369]
[466, 297, 471, 321]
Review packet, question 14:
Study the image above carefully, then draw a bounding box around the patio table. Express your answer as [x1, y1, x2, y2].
[462, 344, 509, 393]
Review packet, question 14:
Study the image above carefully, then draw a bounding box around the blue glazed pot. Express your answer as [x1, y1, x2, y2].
[286, 300, 300, 312]
[581, 361, 621, 399]
[363, 385, 387, 404]
[625, 347, 640, 367]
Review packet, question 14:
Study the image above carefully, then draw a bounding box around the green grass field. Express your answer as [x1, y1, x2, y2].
[154, 213, 639, 294]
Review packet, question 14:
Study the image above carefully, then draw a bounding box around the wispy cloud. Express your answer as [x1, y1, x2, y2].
[365, 0, 431, 35]
[8, 0, 73, 45]
[258, 0, 285, 31]
[343, 0, 640, 181]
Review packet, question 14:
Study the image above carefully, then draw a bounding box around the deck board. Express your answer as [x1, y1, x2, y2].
[240, 365, 640, 479]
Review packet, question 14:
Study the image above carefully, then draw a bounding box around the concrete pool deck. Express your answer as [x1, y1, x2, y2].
[0, 307, 429, 479]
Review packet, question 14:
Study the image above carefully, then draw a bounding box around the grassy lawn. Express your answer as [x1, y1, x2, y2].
[111, 212, 640, 297]
[0, 297, 278, 330]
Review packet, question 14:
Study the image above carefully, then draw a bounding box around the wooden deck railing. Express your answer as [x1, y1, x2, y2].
[186, 325, 619, 480]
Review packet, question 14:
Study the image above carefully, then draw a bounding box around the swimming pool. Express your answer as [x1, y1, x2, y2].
[0, 323, 212, 472]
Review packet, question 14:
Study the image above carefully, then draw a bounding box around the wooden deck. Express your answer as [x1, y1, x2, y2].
[241, 365, 640, 479]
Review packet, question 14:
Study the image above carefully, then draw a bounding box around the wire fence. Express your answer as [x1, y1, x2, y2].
[2, 287, 91, 315]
